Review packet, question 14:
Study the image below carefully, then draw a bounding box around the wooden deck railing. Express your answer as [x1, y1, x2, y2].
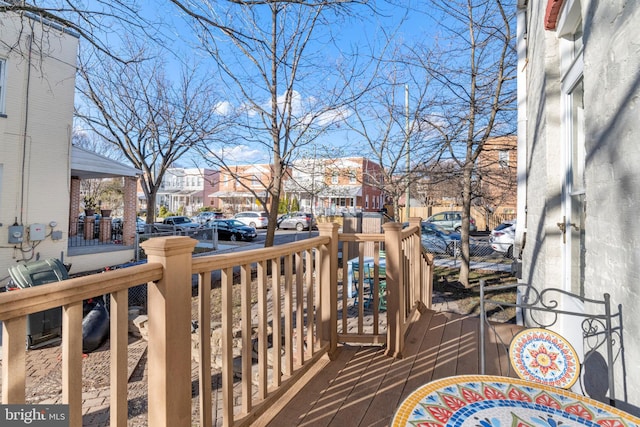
[0, 220, 433, 427]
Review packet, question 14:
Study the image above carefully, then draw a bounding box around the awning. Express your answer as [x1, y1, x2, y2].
[208, 191, 267, 198]
[317, 185, 362, 197]
[71, 145, 141, 179]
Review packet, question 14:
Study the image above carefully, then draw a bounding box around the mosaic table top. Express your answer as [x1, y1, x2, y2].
[392, 375, 640, 427]
[509, 327, 580, 389]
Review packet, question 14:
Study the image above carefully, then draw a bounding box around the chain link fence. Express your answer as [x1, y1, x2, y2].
[424, 237, 517, 278]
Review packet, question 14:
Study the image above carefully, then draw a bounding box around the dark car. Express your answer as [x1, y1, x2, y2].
[418, 222, 463, 255]
[204, 219, 257, 241]
[404, 221, 488, 256]
[277, 212, 316, 231]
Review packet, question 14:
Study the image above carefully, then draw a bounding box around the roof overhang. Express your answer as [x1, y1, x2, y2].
[209, 191, 267, 198]
[318, 185, 362, 197]
[71, 146, 141, 179]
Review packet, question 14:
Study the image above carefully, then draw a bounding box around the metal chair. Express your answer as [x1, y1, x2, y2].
[353, 263, 374, 308]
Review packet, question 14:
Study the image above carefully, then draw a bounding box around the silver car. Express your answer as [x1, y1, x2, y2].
[277, 212, 316, 231]
[425, 211, 477, 232]
[233, 211, 269, 229]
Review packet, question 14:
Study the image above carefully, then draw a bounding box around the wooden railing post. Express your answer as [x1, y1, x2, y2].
[318, 222, 339, 357]
[140, 236, 197, 427]
[408, 218, 423, 306]
[383, 222, 404, 358]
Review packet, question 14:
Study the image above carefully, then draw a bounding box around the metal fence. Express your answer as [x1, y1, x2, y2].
[68, 218, 129, 249]
[424, 237, 517, 277]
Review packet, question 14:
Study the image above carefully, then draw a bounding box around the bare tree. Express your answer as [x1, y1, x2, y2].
[407, 0, 517, 287]
[338, 41, 439, 222]
[0, 1, 163, 63]
[75, 46, 226, 223]
[72, 128, 127, 163]
[171, 0, 373, 247]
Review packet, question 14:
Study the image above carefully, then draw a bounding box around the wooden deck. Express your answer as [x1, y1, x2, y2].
[264, 309, 523, 427]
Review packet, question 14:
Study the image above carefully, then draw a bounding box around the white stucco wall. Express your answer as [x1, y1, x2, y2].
[0, 13, 78, 277]
[523, 0, 640, 412]
[520, 4, 564, 292]
[582, 1, 640, 411]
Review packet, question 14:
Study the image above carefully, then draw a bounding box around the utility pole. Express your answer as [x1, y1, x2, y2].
[405, 84, 410, 222]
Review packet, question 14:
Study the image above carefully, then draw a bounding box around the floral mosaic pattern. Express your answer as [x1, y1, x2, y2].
[509, 328, 580, 389]
[392, 375, 640, 427]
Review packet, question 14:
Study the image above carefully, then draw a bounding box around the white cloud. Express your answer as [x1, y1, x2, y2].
[213, 101, 232, 116]
[209, 145, 269, 164]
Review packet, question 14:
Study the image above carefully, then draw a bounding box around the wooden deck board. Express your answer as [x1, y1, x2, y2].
[456, 315, 482, 375]
[356, 310, 436, 427]
[265, 346, 358, 426]
[269, 309, 524, 426]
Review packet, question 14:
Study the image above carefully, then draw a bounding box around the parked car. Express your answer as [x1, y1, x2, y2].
[277, 212, 316, 231]
[233, 211, 269, 229]
[490, 219, 517, 258]
[203, 219, 257, 241]
[194, 211, 224, 224]
[420, 222, 458, 255]
[136, 217, 146, 233]
[78, 213, 102, 237]
[153, 216, 201, 233]
[410, 222, 490, 256]
[425, 211, 477, 232]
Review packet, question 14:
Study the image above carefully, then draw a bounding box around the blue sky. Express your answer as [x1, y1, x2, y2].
[135, 0, 435, 166]
[74, 1, 457, 167]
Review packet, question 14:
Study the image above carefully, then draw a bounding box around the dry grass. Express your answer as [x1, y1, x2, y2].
[433, 266, 518, 322]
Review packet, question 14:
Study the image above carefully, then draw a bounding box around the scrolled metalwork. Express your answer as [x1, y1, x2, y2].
[479, 281, 623, 407]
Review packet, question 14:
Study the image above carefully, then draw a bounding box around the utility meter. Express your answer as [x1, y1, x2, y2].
[8, 225, 24, 243]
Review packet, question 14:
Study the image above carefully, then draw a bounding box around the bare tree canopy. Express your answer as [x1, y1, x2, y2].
[340, 39, 441, 221]
[75, 44, 227, 222]
[0, 1, 166, 62]
[171, 0, 377, 246]
[408, 0, 517, 286]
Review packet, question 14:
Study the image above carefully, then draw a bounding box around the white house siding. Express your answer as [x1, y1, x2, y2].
[520, 4, 564, 298]
[0, 13, 78, 277]
[583, 2, 640, 410]
[522, 0, 640, 411]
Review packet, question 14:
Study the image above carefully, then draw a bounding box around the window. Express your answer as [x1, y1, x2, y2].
[0, 58, 5, 115]
[349, 171, 357, 184]
[498, 151, 509, 168]
[331, 172, 338, 184]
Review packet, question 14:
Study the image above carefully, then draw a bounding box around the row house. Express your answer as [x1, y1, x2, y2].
[156, 168, 218, 216]
[475, 136, 517, 214]
[152, 157, 386, 217]
[0, 11, 141, 275]
[285, 157, 385, 215]
[209, 164, 274, 213]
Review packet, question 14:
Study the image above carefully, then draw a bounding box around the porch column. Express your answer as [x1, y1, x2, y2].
[383, 222, 404, 358]
[140, 236, 196, 427]
[123, 176, 138, 246]
[69, 176, 81, 236]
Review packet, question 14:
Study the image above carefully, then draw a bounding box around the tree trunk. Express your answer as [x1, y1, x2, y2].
[458, 163, 474, 287]
[146, 191, 157, 224]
